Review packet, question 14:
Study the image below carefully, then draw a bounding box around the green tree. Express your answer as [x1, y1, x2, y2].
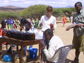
[52, 8, 63, 17]
[21, 5, 47, 19]
[0, 11, 21, 22]
[62, 8, 76, 22]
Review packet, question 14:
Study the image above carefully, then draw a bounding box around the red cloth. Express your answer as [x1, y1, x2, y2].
[0, 28, 7, 44]
[63, 17, 67, 23]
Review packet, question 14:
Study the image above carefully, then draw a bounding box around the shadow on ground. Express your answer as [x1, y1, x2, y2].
[0, 50, 40, 63]
[0, 50, 73, 63]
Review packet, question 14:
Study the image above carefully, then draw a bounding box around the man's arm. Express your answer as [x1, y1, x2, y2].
[40, 40, 55, 59]
[66, 15, 76, 31]
[66, 24, 84, 31]
[43, 43, 56, 59]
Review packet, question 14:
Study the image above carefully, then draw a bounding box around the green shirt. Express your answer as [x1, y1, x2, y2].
[35, 20, 39, 28]
[73, 8, 84, 36]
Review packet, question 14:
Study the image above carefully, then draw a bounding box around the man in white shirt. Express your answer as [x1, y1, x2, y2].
[39, 6, 57, 31]
[40, 29, 64, 63]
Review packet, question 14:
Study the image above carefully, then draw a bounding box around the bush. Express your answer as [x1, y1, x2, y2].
[0, 11, 21, 23]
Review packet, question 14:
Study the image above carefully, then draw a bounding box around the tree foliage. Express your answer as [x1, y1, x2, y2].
[62, 8, 76, 21]
[0, 5, 76, 22]
[62, 8, 75, 16]
[52, 8, 63, 17]
[21, 5, 47, 19]
[0, 11, 21, 21]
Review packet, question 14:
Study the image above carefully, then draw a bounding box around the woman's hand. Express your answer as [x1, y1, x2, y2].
[50, 23, 54, 30]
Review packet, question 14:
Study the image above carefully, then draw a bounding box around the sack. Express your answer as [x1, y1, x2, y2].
[34, 29, 43, 39]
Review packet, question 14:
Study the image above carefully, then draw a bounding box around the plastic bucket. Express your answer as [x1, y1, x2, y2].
[3, 55, 12, 62]
[29, 48, 38, 59]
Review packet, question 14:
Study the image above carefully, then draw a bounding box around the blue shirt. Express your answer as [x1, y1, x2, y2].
[10, 19, 14, 24]
[7, 20, 10, 25]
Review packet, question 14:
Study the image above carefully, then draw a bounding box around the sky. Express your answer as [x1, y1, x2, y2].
[0, 0, 84, 8]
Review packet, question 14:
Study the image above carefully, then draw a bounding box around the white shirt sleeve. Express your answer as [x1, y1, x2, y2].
[53, 17, 57, 30]
[43, 42, 56, 59]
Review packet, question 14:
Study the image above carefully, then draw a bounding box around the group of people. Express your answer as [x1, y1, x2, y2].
[3, 17, 39, 32]
[66, 2, 84, 63]
[4, 18, 20, 30]
[40, 1, 84, 63]
[0, 1, 84, 63]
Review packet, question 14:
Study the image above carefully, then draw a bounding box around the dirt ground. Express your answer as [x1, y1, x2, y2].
[54, 22, 84, 63]
[0, 22, 84, 63]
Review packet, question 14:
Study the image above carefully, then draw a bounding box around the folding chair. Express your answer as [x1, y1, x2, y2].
[41, 45, 73, 63]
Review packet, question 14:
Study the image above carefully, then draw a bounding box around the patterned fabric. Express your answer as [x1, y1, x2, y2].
[73, 8, 84, 36]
